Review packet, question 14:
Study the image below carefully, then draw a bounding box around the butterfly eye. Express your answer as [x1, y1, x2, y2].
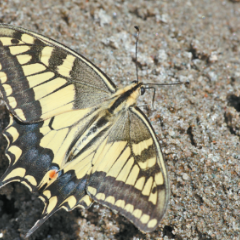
[140, 86, 145, 95]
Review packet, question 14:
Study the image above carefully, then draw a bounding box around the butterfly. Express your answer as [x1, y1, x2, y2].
[0, 24, 170, 237]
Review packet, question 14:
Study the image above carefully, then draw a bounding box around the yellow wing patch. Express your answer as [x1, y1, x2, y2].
[0, 24, 170, 237]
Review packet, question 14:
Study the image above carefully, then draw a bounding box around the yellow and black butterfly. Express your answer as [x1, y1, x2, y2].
[0, 24, 170, 237]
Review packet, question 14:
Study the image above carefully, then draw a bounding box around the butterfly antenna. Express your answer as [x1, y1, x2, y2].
[145, 81, 189, 109]
[133, 26, 189, 108]
[134, 26, 139, 82]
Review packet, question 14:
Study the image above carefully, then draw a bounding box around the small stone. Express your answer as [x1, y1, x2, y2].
[155, 49, 168, 63]
[208, 52, 218, 63]
[95, 9, 111, 26]
[182, 173, 190, 180]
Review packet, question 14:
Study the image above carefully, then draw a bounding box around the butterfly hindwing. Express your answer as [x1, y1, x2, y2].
[1, 106, 99, 236]
[0, 104, 101, 188]
[0, 114, 54, 190]
[26, 172, 93, 238]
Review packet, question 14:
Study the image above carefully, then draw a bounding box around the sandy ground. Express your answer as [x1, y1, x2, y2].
[0, 0, 239, 240]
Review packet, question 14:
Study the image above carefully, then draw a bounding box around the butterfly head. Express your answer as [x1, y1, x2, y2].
[131, 80, 146, 96]
[108, 81, 145, 114]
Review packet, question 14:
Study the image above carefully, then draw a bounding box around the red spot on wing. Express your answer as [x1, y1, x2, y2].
[49, 169, 58, 180]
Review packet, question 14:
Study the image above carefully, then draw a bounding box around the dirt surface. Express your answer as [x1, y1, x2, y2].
[0, 1, 239, 240]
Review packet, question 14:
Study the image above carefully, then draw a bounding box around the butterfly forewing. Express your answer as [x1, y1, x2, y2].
[0, 24, 170, 236]
[0, 24, 116, 123]
[87, 106, 169, 232]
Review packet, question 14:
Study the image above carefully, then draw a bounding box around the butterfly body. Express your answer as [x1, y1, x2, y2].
[0, 24, 169, 237]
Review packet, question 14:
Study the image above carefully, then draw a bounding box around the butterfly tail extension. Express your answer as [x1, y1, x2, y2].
[26, 172, 94, 237]
[25, 193, 93, 238]
[25, 208, 57, 238]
